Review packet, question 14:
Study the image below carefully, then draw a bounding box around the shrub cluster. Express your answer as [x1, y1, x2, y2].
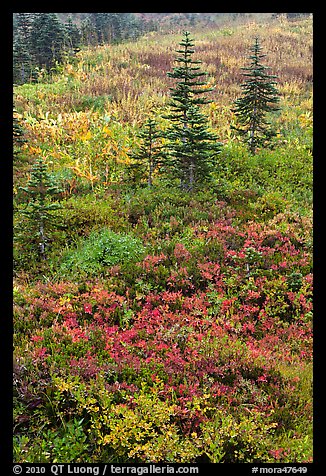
[14, 192, 312, 463]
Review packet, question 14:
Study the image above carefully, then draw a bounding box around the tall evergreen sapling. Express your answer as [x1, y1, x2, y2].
[164, 31, 221, 190]
[129, 117, 163, 187]
[232, 37, 280, 154]
[19, 157, 62, 259]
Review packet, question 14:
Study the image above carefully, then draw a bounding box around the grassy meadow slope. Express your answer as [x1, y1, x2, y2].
[13, 15, 313, 463]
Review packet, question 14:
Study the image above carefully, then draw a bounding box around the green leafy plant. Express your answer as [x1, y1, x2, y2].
[14, 418, 89, 463]
[60, 228, 145, 277]
[200, 411, 277, 462]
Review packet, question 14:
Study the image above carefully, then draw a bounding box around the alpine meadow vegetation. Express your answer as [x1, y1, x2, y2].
[13, 13, 313, 464]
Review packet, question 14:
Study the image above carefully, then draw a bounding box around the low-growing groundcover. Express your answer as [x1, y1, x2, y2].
[13, 192, 313, 463]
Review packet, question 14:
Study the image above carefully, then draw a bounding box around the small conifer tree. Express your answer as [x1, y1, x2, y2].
[164, 31, 221, 191]
[13, 107, 27, 172]
[13, 107, 26, 151]
[129, 118, 163, 187]
[19, 157, 62, 259]
[232, 37, 280, 154]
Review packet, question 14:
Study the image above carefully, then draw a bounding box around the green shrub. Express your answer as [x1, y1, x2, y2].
[215, 142, 312, 214]
[59, 228, 145, 278]
[60, 195, 128, 240]
[200, 411, 277, 463]
[14, 419, 89, 463]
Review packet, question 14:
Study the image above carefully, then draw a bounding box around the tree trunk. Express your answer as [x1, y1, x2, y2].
[189, 157, 195, 191]
[148, 160, 153, 187]
[249, 98, 258, 154]
[148, 129, 153, 187]
[21, 63, 25, 83]
[39, 220, 46, 259]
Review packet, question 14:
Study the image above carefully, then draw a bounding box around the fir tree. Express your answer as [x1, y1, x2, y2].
[232, 37, 280, 154]
[80, 17, 97, 46]
[129, 118, 163, 187]
[13, 107, 26, 151]
[29, 13, 65, 70]
[14, 13, 34, 39]
[164, 31, 221, 190]
[108, 13, 124, 42]
[13, 13, 34, 83]
[64, 16, 81, 54]
[19, 157, 62, 259]
[90, 13, 109, 43]
[13, 34, 31, 83]
[90, 13, 140, 44]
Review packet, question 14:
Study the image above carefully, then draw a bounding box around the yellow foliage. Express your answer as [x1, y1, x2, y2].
[65, 64, 75, 77]
[29, 146, 42, 155]
[79, 130, 92, 142]
[85, 382, 201, 462]
[102, 126, 112, 135]
[298, 112, 313, 127]
[54, 378, 72, 393]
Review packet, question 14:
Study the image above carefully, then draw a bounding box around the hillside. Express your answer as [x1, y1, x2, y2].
[18, 12, 276, 28]
[13, 15, 313, 465]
